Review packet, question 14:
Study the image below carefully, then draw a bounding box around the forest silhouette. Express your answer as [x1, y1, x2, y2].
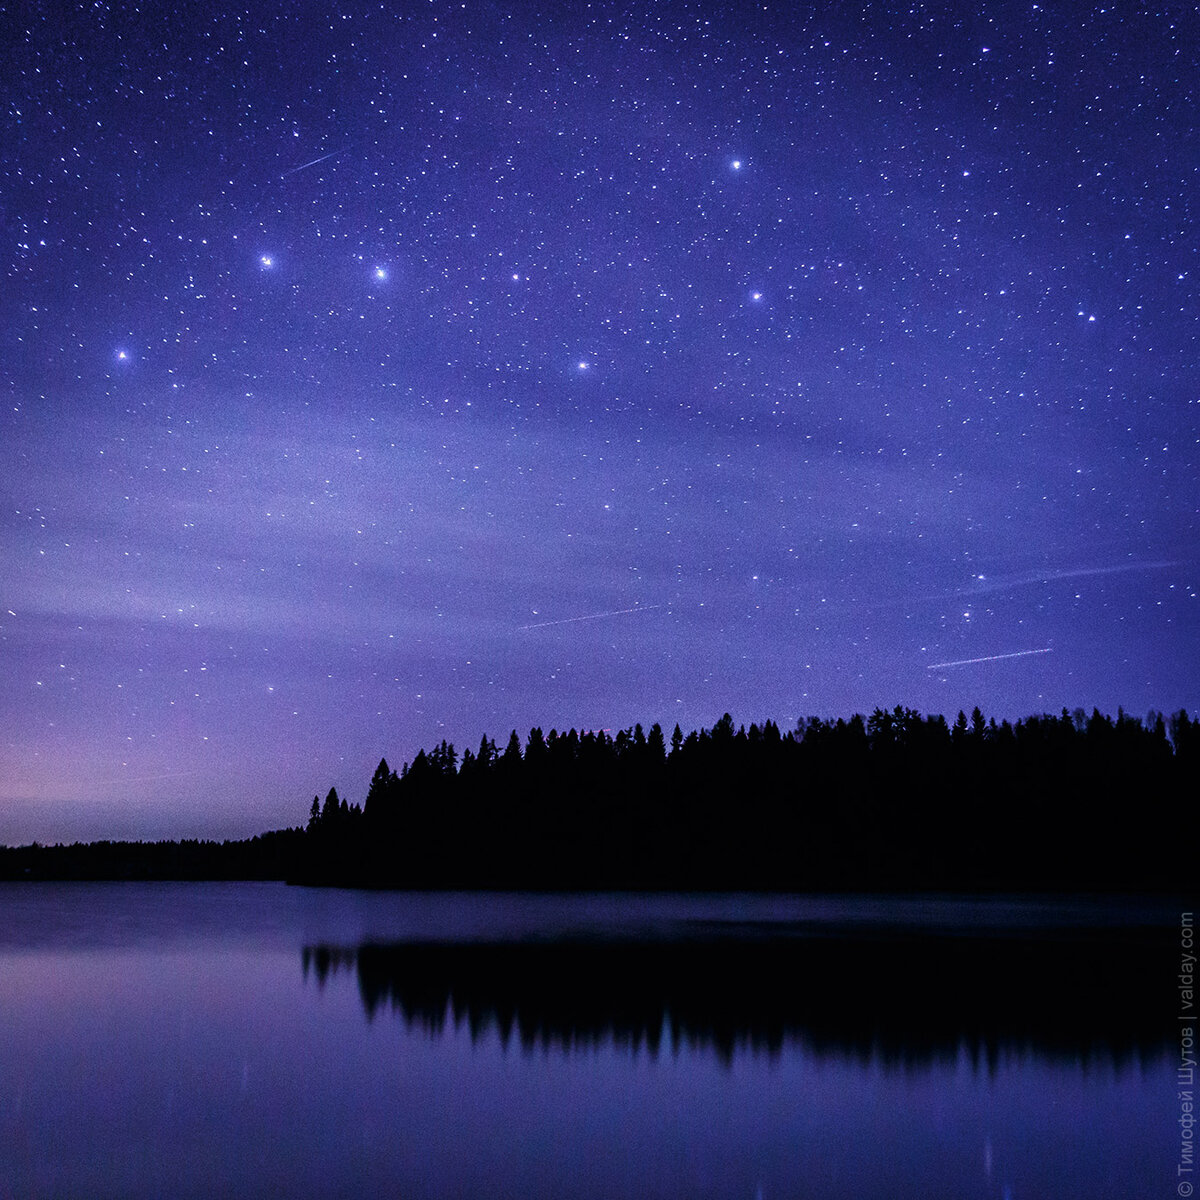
[297, 705, 1194, 891]
[0, 829, 302, 881]
[1, 705, 1190, 887]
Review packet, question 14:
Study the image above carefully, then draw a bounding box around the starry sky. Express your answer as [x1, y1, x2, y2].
[2, 0, 1198, 843]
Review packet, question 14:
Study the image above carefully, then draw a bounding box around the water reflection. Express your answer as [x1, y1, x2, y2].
[304, 921, 1169, 1070]
[0, 888, 1172, 1198]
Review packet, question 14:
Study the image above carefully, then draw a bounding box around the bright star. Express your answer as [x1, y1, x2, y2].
[373, 266, 387, 281]
[732, 159, 742, 170]
[751, 291, 763, 302]
[260, 255, 273, 268]
[578, 361, 589, 371]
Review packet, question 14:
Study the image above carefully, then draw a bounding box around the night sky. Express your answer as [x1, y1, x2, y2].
[3, 0, 1198, 843]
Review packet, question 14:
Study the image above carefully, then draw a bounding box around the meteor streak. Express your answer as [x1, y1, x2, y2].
[88, 770, 204, 790]
[518, 604, 661, 631]
[280, 148, 347, 177]
[926, 648, 1053, 670]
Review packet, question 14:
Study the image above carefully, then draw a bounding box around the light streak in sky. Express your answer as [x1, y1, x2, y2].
[62, 770, 208, 798]
[280, 148, 347, 177]
[518, 604, 662, 631]
[926, 648, 1053, 670]
[958, 558, 1183, 598]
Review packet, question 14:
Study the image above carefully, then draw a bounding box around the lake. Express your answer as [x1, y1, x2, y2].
[0, 883, 1178, 1198]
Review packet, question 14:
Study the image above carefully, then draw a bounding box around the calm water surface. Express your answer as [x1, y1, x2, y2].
[0, 883, 1176, 1198]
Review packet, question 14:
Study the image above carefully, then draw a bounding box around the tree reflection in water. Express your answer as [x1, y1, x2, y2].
[303, 922, 1169, 1070]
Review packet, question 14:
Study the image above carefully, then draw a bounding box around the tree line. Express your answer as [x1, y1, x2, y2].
[299, 705, 1195, 891]
[0, 829, 304, 882]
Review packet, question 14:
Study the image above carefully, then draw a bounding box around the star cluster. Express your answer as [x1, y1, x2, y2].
[2, 0, 1197, 841]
